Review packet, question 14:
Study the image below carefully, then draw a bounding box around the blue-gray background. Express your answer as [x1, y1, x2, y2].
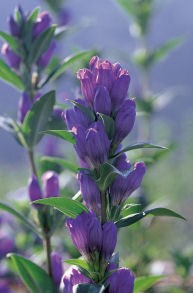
[0, 0, 193, 166]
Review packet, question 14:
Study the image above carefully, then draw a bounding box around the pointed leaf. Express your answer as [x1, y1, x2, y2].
[0, 31, 24, 57]
[7, 254, 56, 293]
[70, 100, 95, 122]
[153, 38, 182, 62]
[134, 275, 165, 292]
[98, 113, 115, 140]
[41, 156, 78, 173]
[0, 58, 24, 90]
[63, 259, 90, 273]
[22, 91, 55, 147]
[34, 197, 88, 218]
[116, 207, 186, 228]
[41, 130, 75, 144]
[111, 142, 168, 159]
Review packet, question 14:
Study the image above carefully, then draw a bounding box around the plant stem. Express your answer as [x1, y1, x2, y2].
[100, 191, 107, 225]
[28, 149, 38, 176]
[44, 234, 53, 277]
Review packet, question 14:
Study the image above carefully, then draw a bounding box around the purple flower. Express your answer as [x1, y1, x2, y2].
[42, 171, 59, 197]
[77, 69, 95, 107]
[1, 43, 20, 70]
[110, 161, 146, 206]
[51, 252, 63, 287]
[63, 268, 91, 293]
[18, 92, 32, 123]
[94, 58, 114, 90]
[8, 15, 20, 37]
[78, 171, 101, 212]
[33, 11, 52, 39]
[101, 222, 117, 262]
[28, 175, 42, 206]
[111, 69, 130, 112]
[113, 99, 136, 145]
[94, 86, 112, 115]
[66, 211, 102, 260]
[37, 40, 56, 69]
[0, 280, 13, 293]
[106, 264, 135, 293]
[0, 234, 15, 259]
[65, 99, 90, 130]
[58, 9, 70, 26]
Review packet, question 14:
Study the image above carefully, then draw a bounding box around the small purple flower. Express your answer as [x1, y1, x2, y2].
[0, 234, 15, 259]
[65, 99, 90, 130]
[78, 171, 101, 212]
[101, 222, 117, 262]
[1, 43, 20, 70]
[58, 9, 70, 26]
[51, 252, 63, 287]
[94, 86, 112, 115]
[63, 268, 91, 293]
[8, 15, 20, 37]
[33, 11, 52, 39]
[37, 40, 56, 69]
[28, 174, 42, 205]
[42, 171, 59, 197]
[110, 161, 146, 206]
[77, 69, 95, 107]
[106, 264, 135, 293]
[94, 59, 114, 90]
[18, 92, 32, 123]
[111, 69, 130, 112]
[113, 99, 136, 145]
[0, 280, 13, 293]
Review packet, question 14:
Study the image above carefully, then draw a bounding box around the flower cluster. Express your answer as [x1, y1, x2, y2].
[63, 57, 146, 292]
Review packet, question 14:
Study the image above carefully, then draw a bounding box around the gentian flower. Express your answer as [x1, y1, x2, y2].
[8, 15, 20, 37]
[63, 268, 91, 293]
[0, 233, 15, 259]
[37, 40, 56, 69]
[94, 85, 112, 115]
[28, 175, 42, 206]
[18, 92, 32, 123]
[0, 280, 13, 293]
[51, 252, 63, 287]
[1, 43, 20, 70]
[33, 12, 52, 39]
[58, 9, 70, 26]
[65, 99, 90, 130]
[42, 171, 59, 197]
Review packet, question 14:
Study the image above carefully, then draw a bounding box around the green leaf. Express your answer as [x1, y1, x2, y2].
[41, 156, 78, 173]
[22, 91, 55, 148]
[70, 100, 95, 122]
[153, 38, 182, 62]
[38, 51, 93, 87]
[111, 142, 168, 159]
[7, 254, 56, 293]
[116, 207, 186, 228]
[0, 201, 40, 236]
[41, 129, 75, 144]
[0, 58, 24, 90]
[28, 26, 56, 64]
[34, 197, 88, 218]
[73, 284, 106, 293]
[0, 31, 22, 56]
[98, 113, 115, 140]
[134, 275, 165, 292]
[96, 162, 129, 192]
[63, 259, 90, 272]
[116, 0, 135, 17]
[27, 7, 40, 22]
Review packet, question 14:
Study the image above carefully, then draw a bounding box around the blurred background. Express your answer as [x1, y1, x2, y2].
[0, 0, 193, 292]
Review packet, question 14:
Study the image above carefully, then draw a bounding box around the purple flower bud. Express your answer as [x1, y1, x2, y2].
[18, 92, 32, 123]
[114, 153, 132, 171]
[111, 69, 130, 111]
[42, 171, 59, 197]
[112, 62, 122, 79]
[0, 280, 13, 293]
[65, 99, 90, 130]
[110, 162, 146, 205]
[77, 69, 95, 107]
[101, 222, 117, 262]
[85, 121, 110, 168]
[1, 43, 20, 70]
[113, 99, 136, 145]
[0, 234, 15, 259]
[78, 171, 100, 212]
[37, 40, 56, 69]
[51, 252, 63, 287]
[28, 175, 42, 205]
[95, 59, 114, 90]
[63, 268, 91, 293]
[66, 211, 102, 260]
[33, 11, 52, 39]
[52, 107, 63, 119]
[106, 267, 135, 293]
[8, 15, 20, 37]
[94, 86, 112, 115]
[16, 5, 25, 22]
[58, 9, 70, 26]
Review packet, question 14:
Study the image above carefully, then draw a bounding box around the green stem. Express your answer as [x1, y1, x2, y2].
[44, 234, 53, 278]
[100, 191, 107, 225]
[28, 149, 37, 176]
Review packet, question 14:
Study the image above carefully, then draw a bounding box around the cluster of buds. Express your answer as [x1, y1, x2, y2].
[63, 57, 145, 291]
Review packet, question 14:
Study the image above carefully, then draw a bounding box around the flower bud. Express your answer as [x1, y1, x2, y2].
[0, 280, 12, 293]
[51, 252, 63, 287]
[0, 234, 15, 259]
[95, 59, 114, 90]
[106, 266, 135, 293]
[113, 99, 136, 145]
[1, 43, 20, 70]
[37, 40, 56, 69]
[58, 9, 70, 26]
[18, 92, 32, 123]
[42, 171, 59, 197]
[8, 15, 20, 37]
[65, 99, 90, 130]
[94, 85, 112, 115]
[33, 11, 52, 38]
[63, 268, 91, 293]
[78, 171, 100, 212]
[101, 222, 117, 262]
[28, 175, 42, 205]
[77, 69, 95, 107]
